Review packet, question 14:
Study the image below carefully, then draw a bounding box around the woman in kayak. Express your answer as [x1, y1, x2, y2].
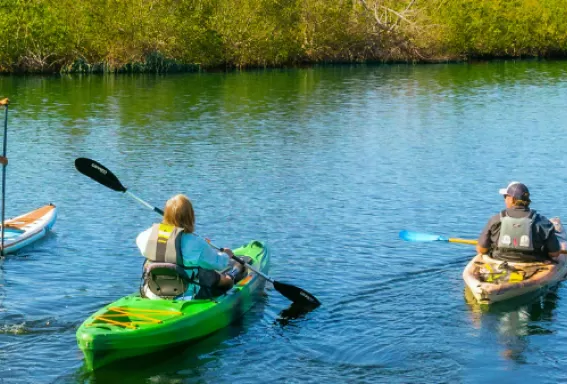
[476, 182, 561, 262]
[136, 194, 246, 299]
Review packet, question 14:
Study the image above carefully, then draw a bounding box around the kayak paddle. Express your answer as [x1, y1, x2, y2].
[74, 157, 164, 216]
[399, 230, 478, 245]
[0, 98, 9, 256]
[74, 157, 321, 307]
[400, 229, 567, 254]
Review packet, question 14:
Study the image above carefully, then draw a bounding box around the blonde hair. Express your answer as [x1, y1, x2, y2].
[163, 194, 195, 233]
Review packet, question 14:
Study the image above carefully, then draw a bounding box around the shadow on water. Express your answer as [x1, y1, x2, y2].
[464, 285, 561, 364]
[275, 301, 320, 327]
[332, 253, 474, 309]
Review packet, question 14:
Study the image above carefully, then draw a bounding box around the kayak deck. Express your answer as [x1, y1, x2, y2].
[77, 240, 269, 371]
[4, 204, 56, 229]
[463, 254, 567, 305]
[86, 305, 184, 330]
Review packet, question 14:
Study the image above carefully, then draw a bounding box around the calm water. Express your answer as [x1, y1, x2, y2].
[2, 62, 567, 383]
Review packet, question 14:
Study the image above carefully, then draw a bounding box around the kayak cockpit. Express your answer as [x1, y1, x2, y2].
[0, 227, 25, 238]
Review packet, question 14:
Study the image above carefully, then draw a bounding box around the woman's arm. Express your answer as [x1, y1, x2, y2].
[196, 239, 231, 270]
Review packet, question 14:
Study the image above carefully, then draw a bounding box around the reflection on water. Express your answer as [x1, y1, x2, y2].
[275, 301, 320, 327]
[465, 286, 560, 363]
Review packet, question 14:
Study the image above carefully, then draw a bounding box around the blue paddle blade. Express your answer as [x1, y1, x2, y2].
[399, 230, 448, 242]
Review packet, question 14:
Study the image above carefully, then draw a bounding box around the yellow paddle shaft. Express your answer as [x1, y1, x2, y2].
[448, 238, 478, 245]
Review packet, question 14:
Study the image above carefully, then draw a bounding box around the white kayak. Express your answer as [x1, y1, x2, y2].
[0, 204, 57, 255]
[463, 217, 567, 305]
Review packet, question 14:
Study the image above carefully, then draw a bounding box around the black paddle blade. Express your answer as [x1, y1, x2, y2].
[273, 281, 321, 306]
[74, 158, 126, 192]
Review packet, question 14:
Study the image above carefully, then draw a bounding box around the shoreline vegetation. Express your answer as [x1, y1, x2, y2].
[2, 0, 567, 74]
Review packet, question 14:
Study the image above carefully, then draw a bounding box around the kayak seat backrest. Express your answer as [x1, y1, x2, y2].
[143, 262, 195, 299]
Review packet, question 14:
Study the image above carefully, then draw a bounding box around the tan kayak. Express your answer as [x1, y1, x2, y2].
[463, 217, 567, 305]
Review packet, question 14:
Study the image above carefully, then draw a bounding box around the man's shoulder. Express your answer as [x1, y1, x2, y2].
[487, 212, 503, 225]
[531, 212, 560, 240]
[533, 213, 556, 229]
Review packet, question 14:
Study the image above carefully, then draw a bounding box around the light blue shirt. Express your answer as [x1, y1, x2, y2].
[136, 227, 230, 270]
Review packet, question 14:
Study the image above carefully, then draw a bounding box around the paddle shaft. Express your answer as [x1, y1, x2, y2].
[448, 238, 478, 245]
[1, 101, 8, 256]
[126, 191, 163, 215]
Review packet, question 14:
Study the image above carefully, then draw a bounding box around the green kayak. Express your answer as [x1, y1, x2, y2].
[76, 240, 269, 371]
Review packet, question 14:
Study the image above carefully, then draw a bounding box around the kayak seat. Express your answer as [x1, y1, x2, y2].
[141, 262, 196, 299]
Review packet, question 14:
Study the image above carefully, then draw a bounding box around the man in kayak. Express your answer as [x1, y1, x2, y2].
[136, 194, 246, 299]
[476, 182, 561, 262]
[0, 156, 6, 165]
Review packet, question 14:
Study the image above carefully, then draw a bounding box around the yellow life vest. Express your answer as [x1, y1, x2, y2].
[142, 223, 184, 265]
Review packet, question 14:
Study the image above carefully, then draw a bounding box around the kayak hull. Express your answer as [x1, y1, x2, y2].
[463, 217, 567, 305]
[76, 240, 269, 371]
[0, 204, 57, 254]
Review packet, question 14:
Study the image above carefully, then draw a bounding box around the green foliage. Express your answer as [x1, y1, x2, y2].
[0, 0, 75, 72]
[207, 0, 304, 68]
[2, 0, 567, 73]
[430, 0, 567, 58]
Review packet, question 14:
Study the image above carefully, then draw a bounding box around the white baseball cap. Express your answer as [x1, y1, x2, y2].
[498, 181, 521, 195]
[499, 181, 531, 202]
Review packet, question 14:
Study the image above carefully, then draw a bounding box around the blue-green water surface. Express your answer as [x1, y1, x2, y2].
[2, 62, 567, 383]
